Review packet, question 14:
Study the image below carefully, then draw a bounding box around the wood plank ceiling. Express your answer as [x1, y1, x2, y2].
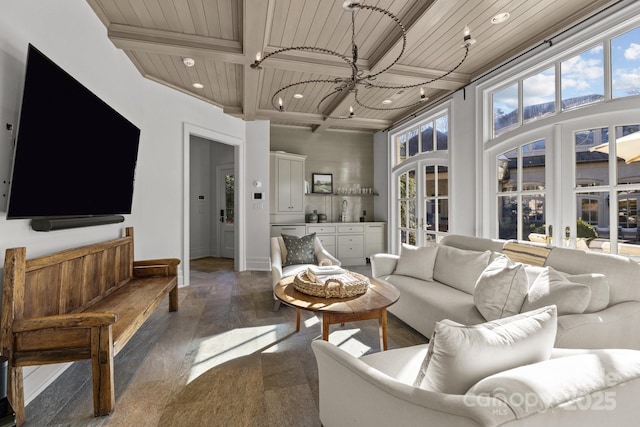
[86, 0, 618, 133]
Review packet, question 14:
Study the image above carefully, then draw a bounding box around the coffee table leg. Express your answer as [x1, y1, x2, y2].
[379, 309, 388, 351]
[296, 308, 301, 332]
[322, 314, 330, 341]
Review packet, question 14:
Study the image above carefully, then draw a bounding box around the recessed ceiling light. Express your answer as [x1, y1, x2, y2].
[183, 57, 195, 67]
[192, 83, 204, 89]
[382, 99, 393, 105]
[491, 12, 510, 24]
[293, 93, 304, 99]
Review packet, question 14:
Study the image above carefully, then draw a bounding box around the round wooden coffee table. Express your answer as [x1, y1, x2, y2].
[274, 274, 399, 350]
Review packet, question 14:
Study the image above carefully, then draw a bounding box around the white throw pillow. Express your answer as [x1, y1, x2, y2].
[433, 246, 491, 294]
[521, 267, 591, 315]
[559, 272, 609, 313]
[393, 244, 438, 281]
[474, 256, 529, 321]
[414, 305, 557, 394]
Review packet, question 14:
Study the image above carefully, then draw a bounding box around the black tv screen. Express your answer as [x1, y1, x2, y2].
[6, 44, 140, 219]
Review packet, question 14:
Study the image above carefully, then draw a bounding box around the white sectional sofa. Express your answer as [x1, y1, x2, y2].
[371, 234, 640, 349]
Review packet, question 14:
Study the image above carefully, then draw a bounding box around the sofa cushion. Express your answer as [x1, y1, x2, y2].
[415, 305, 557, 394]
[383, 275, 485, 338]
[393, 244, 438, 281]
[559, 272, 609, 313]
[474, 256, 529, 321]
[521, 267, 591, 315]
[433, 246, 491, 294]
[281, 233, 317, 267]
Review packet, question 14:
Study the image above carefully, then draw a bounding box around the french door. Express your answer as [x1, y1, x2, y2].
[394, 157, 449, 251]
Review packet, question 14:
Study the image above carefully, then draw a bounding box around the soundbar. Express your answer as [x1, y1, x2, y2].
[31, 215, 125, 231]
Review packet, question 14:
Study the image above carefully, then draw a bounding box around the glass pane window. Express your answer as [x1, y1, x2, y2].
[618, 193, 638, 231]
[561, 45, 604, 110]
[521, 194, 545, 239]
[498, 195, 518, 239]
[616, 124, 640, 185]
[395, 133, 407, 165]
[425, 166, 435, 197]
[408, 129, 419, 157]
[612, 26, 640, 98]
[523, 67, 555, 123]
[438, 199, 449, 232]
[575, 127, 609, 187]
[437, 166, 449, 196]
[522, 140, 545, 190]
[421, 122, 434, 152]
[436, 116, 448, 150]
[493, 83, 519, 137]
[498, 148, 518, 192]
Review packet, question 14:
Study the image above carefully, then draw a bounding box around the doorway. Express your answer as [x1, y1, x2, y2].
[183, 123, 245, 286]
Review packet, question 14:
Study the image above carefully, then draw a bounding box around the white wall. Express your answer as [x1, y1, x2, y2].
[0, 0, 249, 404]
[245, 120, 271, 270]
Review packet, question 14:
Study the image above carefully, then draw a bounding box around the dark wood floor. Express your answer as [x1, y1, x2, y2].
[24, 258, 427, 426]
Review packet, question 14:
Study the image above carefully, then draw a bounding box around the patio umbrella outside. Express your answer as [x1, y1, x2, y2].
[590, 131, 640, 164]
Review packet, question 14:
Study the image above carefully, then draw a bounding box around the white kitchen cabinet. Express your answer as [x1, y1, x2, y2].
[303, 222, 386, 266]
[270, 152, 306, 223]
[364, 223, 386, 259]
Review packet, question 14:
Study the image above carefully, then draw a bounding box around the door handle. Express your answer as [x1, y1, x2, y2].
[220, 209, 224, 223]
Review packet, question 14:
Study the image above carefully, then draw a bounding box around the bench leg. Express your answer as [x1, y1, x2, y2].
[91, 326, 114, 416]
[9, 366, 24, 426]
[169, 286, 178, 312]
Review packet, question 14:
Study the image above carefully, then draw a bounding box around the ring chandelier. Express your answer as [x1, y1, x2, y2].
[250, 0, 476, 119]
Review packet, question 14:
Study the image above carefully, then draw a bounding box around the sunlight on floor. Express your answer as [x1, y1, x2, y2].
[331, 328, 371, 357]
[304, 316, 320, 328]
[189, 324, 285, 383]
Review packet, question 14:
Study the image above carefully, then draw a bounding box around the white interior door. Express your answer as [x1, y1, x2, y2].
[217, 164, 235, 259]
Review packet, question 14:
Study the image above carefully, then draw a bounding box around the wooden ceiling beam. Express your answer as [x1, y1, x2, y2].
[108, 24, 246, 64]
[242, 0, 272, 121]
[366, 0, 438, 74]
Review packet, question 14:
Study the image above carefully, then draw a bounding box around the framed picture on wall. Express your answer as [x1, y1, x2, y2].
[312, 173, 333, 194]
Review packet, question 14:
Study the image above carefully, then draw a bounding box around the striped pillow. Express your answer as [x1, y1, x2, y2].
[502, 242, 551, 267]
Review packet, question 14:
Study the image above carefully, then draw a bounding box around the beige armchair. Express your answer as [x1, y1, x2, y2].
[312, 340, 640, 427]
[270, 236, 340, 310]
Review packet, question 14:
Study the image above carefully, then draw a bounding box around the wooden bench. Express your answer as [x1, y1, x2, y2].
[1, 227, 179, 425]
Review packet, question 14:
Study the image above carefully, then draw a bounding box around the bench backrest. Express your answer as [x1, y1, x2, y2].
[4, 228, 135, 321]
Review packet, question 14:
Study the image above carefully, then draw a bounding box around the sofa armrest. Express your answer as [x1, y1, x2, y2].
[370, 253, 399, 278]
[467, 349, 640, 420]
[556, 301, 640, 350]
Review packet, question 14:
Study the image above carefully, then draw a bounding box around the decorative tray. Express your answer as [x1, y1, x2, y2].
[294, 269, 369, 298]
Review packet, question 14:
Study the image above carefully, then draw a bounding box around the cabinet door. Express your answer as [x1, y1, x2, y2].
[277, 158, 292, 212]
[289, 159, 304, 212]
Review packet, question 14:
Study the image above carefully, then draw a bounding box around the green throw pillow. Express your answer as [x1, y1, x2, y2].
[282, 233, 317, 267]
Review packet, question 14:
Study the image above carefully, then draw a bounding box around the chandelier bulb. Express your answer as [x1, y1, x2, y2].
[462, 25, 476, 47]
[278, 97, 284, 112]
[256, 52, 261, 62]
[420, 87, 425, 98]
[349, 105, 355, 117]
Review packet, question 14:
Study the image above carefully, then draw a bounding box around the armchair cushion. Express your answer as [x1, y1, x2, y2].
[415, 305, 557, 394]
[281, 233, 317, 267]
[393, 244, 438, 281]
[474, 255, 529, 320]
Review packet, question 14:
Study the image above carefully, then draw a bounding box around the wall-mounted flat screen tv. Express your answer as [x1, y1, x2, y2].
[6, 44, 140, 219]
